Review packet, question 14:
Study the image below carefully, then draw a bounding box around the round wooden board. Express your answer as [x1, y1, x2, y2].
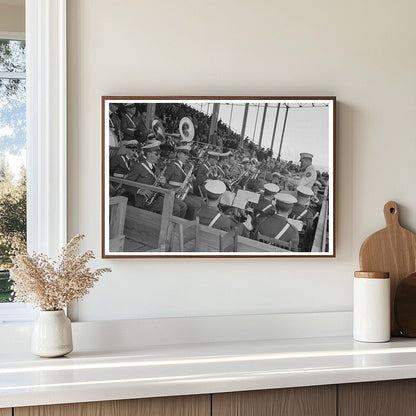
[395, 272, 416, 337]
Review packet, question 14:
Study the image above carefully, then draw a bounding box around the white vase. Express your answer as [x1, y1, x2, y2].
[31, 310, 73, 357]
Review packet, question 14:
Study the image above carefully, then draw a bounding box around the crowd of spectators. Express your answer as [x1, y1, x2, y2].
[110, 102, 329, 185]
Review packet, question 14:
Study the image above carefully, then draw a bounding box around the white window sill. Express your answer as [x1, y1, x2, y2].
[0, 303, 36, 324]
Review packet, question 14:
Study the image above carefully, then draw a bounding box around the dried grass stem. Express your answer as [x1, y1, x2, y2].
[10, 234, 111, 310]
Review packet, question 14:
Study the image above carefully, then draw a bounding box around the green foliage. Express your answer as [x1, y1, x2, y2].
[0, 161, 26, 270]
[0, 270, 13, 303]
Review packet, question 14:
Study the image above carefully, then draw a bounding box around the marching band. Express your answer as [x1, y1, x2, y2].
[109, 103, 329, 252]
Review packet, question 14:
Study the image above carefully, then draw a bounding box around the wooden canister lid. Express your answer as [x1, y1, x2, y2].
[354, 271, 390, 279]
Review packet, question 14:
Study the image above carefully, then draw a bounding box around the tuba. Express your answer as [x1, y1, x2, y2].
[179, 117, 195, 142]
[229, 169, 249, 189]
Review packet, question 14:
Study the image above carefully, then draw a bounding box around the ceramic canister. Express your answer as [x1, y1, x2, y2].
[353, 271, 390, 343]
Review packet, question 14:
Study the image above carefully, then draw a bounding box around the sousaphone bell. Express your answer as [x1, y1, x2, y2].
[179, 117, 195, 142]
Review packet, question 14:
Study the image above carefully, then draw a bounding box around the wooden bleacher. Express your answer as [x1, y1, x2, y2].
[110, 177, 291, 253]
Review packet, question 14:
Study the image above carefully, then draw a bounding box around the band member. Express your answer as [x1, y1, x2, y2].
[273, 171, 291, 191]
[109, 103, 121, 146]
[209, 129, 218, 146]
[124, 141, 186, 217]
[271, 171, 283, 187]
[196, 180, 240, 232]
[264, 158, 276, 181]
[218, 151, 231, 179]
[257, 193, 299, 251]
[244, 158, 261, 192]
[232, 156, 251, 189]
[227, 153, 243, 181]
[120, 104, 148, 144]
[290, 186, 315, 221]
[289, 185, 315, 251]
[152, 118, 166, 142]
[253, 183, 279, 221]
[309, 181, 323, 216]
[297, 152, 317, 188]
[250, 157, 259, 169]
[109, 144, 137, 199]
[164, 145, 203, 220]
[194, 150, 221, 197]
[110, 144, 136, 179]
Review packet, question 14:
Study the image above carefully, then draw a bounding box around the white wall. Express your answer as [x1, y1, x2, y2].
[0, 3, 24, 33]
[67, 0, 416, 322]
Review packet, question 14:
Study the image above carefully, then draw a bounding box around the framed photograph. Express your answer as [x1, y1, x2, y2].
[102, 96, 335, 258]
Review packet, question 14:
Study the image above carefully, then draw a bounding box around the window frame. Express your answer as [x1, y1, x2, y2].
[26, 0, 67, 257]
[0, 0, 67, 323]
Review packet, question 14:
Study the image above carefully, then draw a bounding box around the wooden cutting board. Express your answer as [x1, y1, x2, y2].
[359, 201, 416, 336]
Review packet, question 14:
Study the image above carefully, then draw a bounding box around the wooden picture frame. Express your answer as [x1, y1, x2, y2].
[102, 96, 336, 258]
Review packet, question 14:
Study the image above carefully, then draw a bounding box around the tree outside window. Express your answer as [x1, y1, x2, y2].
[0, 38, 27, 302]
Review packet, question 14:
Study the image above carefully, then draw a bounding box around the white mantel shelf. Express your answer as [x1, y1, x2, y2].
[2, 335, 416, 409]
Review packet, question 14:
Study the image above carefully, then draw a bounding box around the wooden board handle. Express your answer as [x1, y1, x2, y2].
[384, 201, 400, 228]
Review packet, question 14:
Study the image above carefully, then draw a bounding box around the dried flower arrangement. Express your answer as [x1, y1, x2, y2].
[10, 234, 111, 311]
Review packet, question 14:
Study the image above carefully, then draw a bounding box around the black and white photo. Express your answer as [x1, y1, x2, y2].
[102, 97, 335, 257]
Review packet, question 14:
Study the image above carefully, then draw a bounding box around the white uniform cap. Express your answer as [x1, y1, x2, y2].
[123, 139, 139, 148]
[152, 119, 163, 128]
[300, 152, 313, 159]
[263, 183, 280, 194]
[296, 185, 314, 197]
[176, 145, 191, 152]
[242, 157, 250, 163]
[205, 180, 226, 199]
[142, 140, 161, 150]
[275, 193, 297, 207]
[207, 150, 221, 158]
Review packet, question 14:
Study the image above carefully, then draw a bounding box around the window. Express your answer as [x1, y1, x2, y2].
[0, 33, 34, 322]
